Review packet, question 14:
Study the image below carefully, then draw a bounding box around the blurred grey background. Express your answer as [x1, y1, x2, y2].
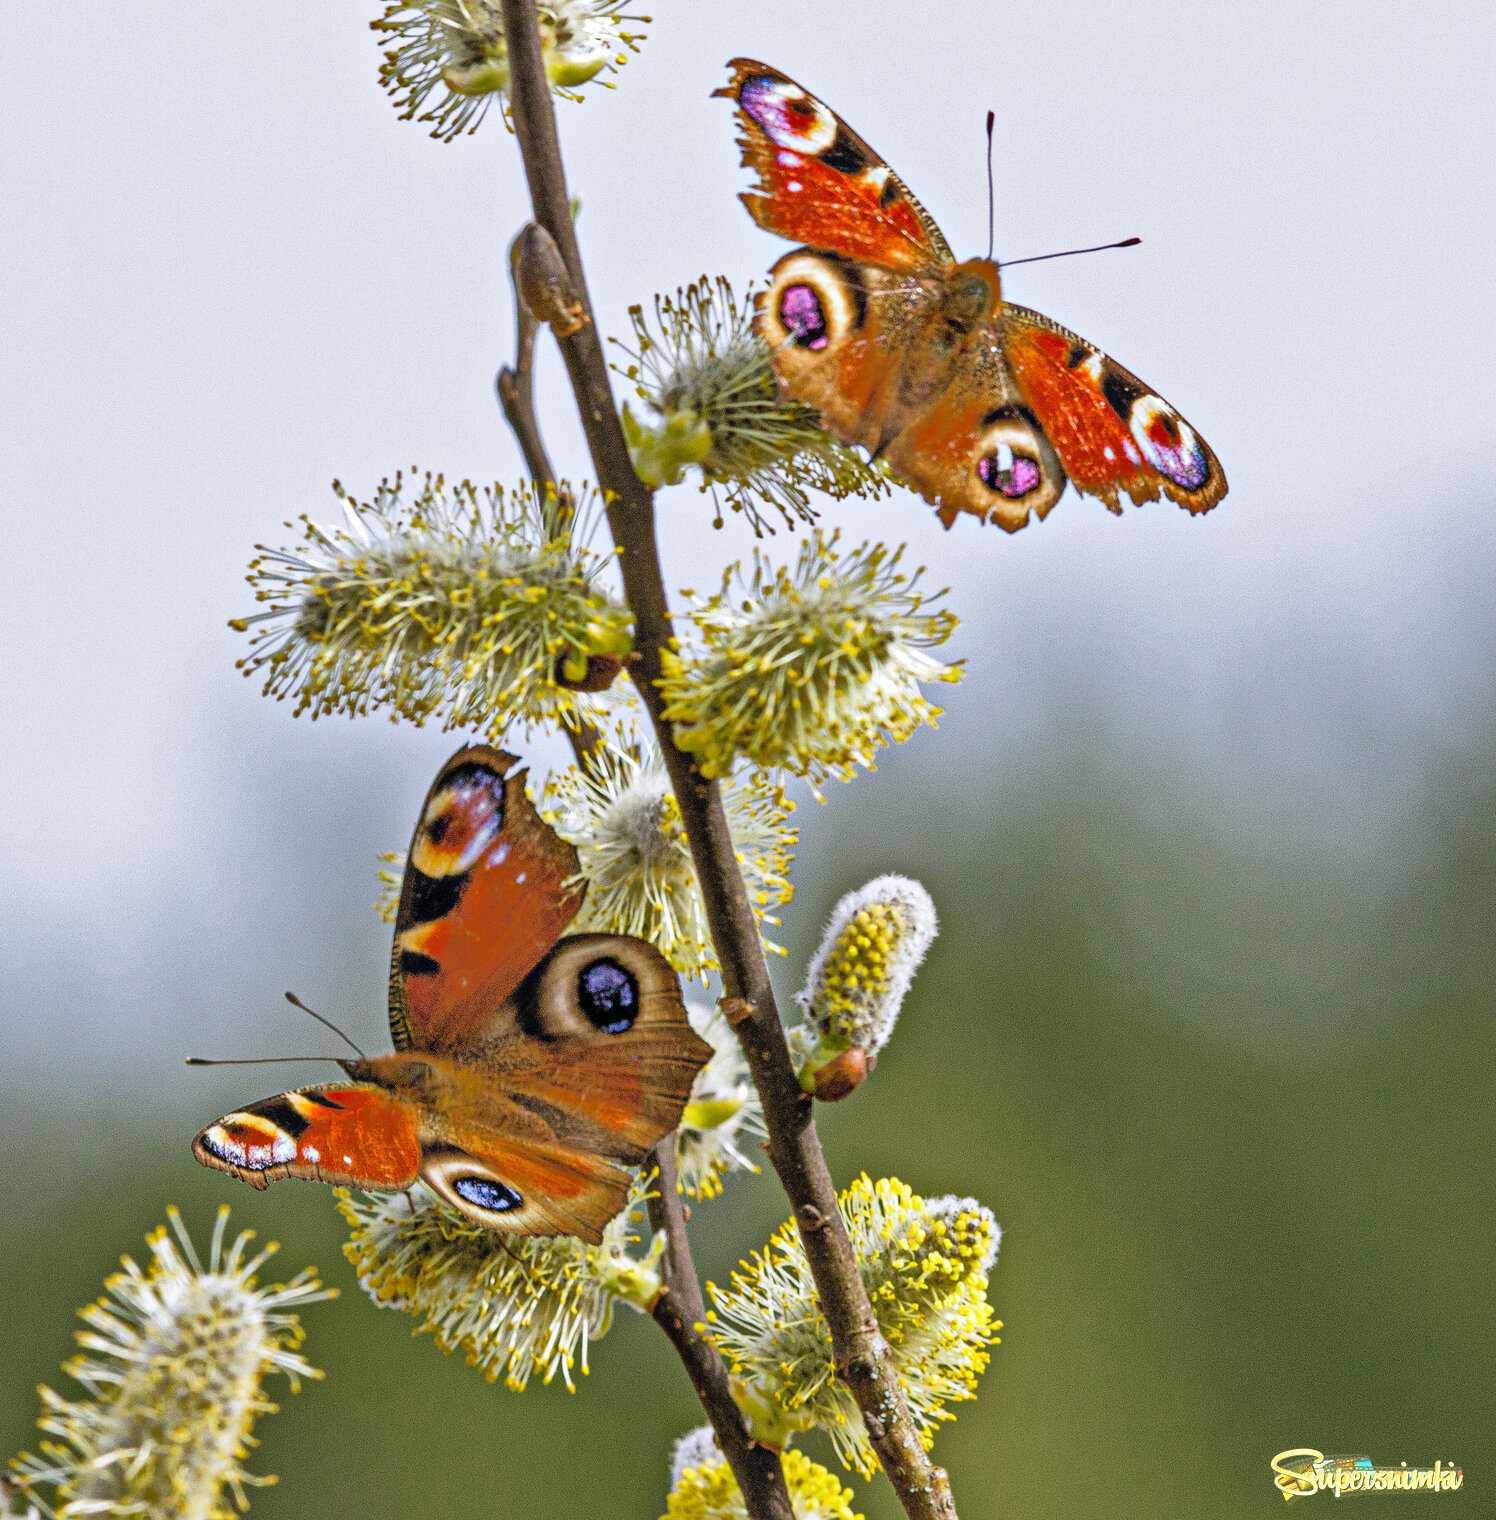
[2, 2, 1492, 1516]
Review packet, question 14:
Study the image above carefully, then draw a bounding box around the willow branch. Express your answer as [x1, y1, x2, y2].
[647, 1141, 790, 1510]
[491, 30, 786, 1520]
[493, 7, 959, 1518]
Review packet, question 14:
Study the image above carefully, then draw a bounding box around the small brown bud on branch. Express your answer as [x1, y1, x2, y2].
[513, 222, 590, 337]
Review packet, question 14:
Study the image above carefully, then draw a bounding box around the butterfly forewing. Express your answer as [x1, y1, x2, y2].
[1001, 306, 1226, 515]
[389, 746, 583, 1054]
[192, 1082, 420, 1191]
[717, 59, 952, 274]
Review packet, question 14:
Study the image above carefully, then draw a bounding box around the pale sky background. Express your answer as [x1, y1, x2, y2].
[2, 1, 1493, 1105]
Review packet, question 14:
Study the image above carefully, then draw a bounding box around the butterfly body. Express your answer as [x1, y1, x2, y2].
[194, 748, 712, 1243]
[719, 61, 1226, 531]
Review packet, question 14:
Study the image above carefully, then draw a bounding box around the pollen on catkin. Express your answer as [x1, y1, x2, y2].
[545, 736, 796, 977]
[798, 875, 938, 1059]
[233, 472, 633, 742]
[663, 1440, 863, 1520]
[703, 1176, 1001, 1478]
[337, 1175, 660, 1392]
[7, 1207, 332, 1520]
[675, 1001, 767, 1199]
[614, 277, 889, 535]
[372, 0, 647, 140]
[659, 532, 962, 793]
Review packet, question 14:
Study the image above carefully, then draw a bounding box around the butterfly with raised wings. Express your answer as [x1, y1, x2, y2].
[716, 60, 1227, 532]
[193, 747, 712, 1243]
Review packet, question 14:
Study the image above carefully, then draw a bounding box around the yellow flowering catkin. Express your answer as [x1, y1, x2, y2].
[337, 1176, 659, 1392]
[659, 533, 961, 791]
[8, 1208, 331, 1520]
[704, 1177, 1000, 1477]
[546, 737, 795, 977]
[664, 1444, 863, 1520]
[798, 875, 939, 1055]
[233, 473, 633, 741]
[372, 0, 647, 140]
[615, 277, 889, 535]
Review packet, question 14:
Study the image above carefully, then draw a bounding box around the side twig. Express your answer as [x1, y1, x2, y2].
[496, 225, 556, 487]
[647, 1142, 790, 1506]
[494, 6, 960, 1518]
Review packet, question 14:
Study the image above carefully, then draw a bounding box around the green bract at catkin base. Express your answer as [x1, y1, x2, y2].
[614, 277, 889, 536]
[659, 532, 962, 796]
[233, 471, 633, 742]
[704, 1177, 1001, 1478]
[545, 734, 796, 977]
[7, 1208, 331, 1520]
[664, 1433, 863, 1520]
[372, 0, 648, 140]
[337, 1175, 660, 1393]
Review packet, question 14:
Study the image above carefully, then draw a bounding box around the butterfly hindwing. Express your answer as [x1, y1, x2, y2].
[192, 1082, 421, 1192]
[367, 935, 713, 1241]
[389, 746, 583, 1055]
[717, 59, 952, 274]
[757, 251, 946, 454]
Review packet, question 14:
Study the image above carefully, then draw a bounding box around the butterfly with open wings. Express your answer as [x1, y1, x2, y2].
[193, 747, 712, 1244]
[716, 60, 1227, 532]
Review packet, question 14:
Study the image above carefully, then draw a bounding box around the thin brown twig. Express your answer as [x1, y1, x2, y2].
[647, 1141, 790, 1509]
[496, 226, 556, 487]
[494, 6, 960, 1518]
[493, 228, 603, 773]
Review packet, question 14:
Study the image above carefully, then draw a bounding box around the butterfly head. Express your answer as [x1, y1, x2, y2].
[946, 259, 1002, 326]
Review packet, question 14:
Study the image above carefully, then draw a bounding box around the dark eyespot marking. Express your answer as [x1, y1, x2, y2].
[400, 949, 441, 978]
[818, 127, 873, 176]
[780, 284, 829, 350]
[1101, 366, 1145, 420]
[879, 176, 899, 206]
[978, 453, 1042, 499]
[1065, 342, 1090, 369]
[453, 1176, 523, 1213]
[404, 868, 465, 926]
[578, 958, 638, 1034]
[254, 1098, 311, 1139]
[302, 1091, 346, 1111]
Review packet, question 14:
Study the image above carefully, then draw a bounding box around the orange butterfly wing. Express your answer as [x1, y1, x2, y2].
[192, 1083, 420, 1191]
[364, 935, 713, 1242]
[1001, 306, 1227, 516]
[716, 59, 952, 275]
[388, 746, 583, 1054]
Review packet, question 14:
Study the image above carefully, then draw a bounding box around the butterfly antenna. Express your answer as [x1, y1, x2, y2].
[985, 110, 996, 262]
[185, 1055, 351, 1066]
[285, 991, 367, 1059]
[998, 237, 1142, 269]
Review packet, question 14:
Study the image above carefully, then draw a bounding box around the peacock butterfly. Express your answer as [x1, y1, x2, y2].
[716, 60, 1227, 532]
[192, 746, 712, 1244]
